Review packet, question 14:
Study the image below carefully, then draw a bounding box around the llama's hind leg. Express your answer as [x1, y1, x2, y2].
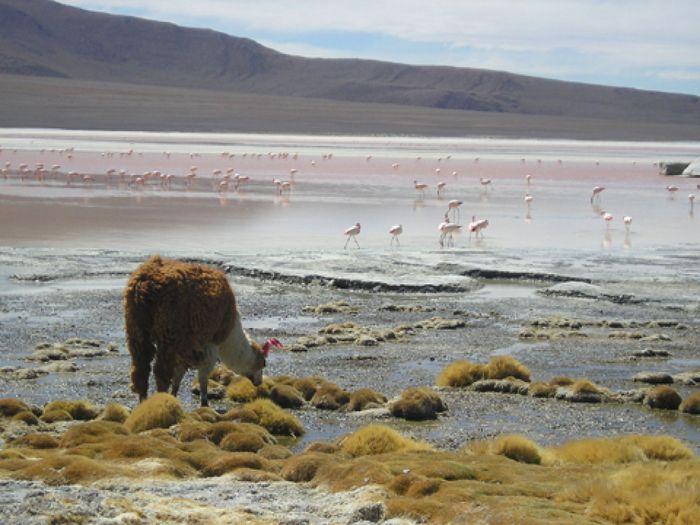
[197, 345, 219, 407]
[153, 351, 176, 394]
[127, 334, 155, 403]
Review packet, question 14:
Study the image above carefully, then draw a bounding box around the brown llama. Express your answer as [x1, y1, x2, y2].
[124, 255, 282, 406]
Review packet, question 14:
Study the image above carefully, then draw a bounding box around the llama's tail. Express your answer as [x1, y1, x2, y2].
[124, 257, 162, 400]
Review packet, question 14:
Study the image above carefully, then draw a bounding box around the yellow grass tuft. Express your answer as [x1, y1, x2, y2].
[310, 382, 350, 410]
[225, 376, 259, 402]
[201, 452, 273, 477]
[281, 452, 334, 482]
[258, 444, 293, 460]
[570, 379, 602, 395]
[347, 388, 387, 411]
[269, 384, 305, 409]
[44, 400, 99, 421]
[40, 409, 73, 423]
[0, 398, 31, 417]
[527, 382, 557, 398]
[12, 411, 40, 426]
[679, 391, 700, 414]
[491, 435, 542, 464]
[340, 425, 432, 457]
[390, 387, 446, 421]
[219, 407, 260, 424]
[553, 435, 692, 464]
[244, 399, 304, 437]
[98, 403, 130, 423]
[549, 376, 575, 387]
[486, 356, 531, 382]
[124, 393, 185, 433]
[220, 432, 266, 453]
[13, 433, 60, 449]
[436, 360, 486, 387]
[60, 421, 129, 448]
[644, 386, 682, 410]
[292, 377, 321, 401]
[190, 407, 220, 423]
[176, 421, 211, 442]
[13, 455, 116, 485]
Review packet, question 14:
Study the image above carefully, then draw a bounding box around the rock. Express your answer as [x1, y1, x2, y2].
[27, 345, 70, 362]
[350, 502, 385, 523]
[288, 344, 309, 353]
[303, 300, 360, 315]
[4, 368, 48, 380]
[356, 335, 378, 346]
[633, 372, 674, 384]
[672, 371, 700, 386]
[640, 334, 671, 342]
[434, 319, 466, 330]
[40, 361, 78, 373]
[616, 389, 647, 403]
[632, 348, 671, 358]
[471, 379, 529, 395]
[107, 342, 120, 352]
[555, 387, 604, 404]
[539, 282, 637, 303]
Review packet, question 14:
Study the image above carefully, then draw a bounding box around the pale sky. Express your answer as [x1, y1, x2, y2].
[62, 0, 700, 95]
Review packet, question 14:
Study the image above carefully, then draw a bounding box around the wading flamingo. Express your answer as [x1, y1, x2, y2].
[414, 180, 428, 196]
[525, 174, 532, 185]
[689, 194, 695, 212]
[601, 211, 614, 229]
[389, 224, 403, 246]
[480, 178, 492, 189]
[344, 223, 361, 249]
[591, 186, 605, 203]
[447, 199, 462, 222]
[436, 181, 446, 196]
[438, 214, 461, 247]
[666, 185, 679, 198]
[623, 216, 632, 232]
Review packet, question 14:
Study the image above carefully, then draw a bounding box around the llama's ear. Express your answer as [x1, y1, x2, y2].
[262, 338, 283, 357]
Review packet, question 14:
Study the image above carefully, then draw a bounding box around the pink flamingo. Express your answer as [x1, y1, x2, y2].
[234, 173, 250, 190]
[468, 216, 489, 240]
[666, 185, 679, 198]
[525, 174, 532, 185]
[447, 199, 463, 222]
[479, 178, 492, 190]
[590, 186, 605, 203]
[623, 216, 632, 232]
[436, 181, 446, 196]
[344, 223, 361, 249]
[389, 224, 403, 246]
[601, 211, 613, 228]
[414, 180, 428, 196]
[218, 180, 230, 193]
[391, 163, 399, 169]
[689, 194, 695, 212]
[439, 214, 461, 247]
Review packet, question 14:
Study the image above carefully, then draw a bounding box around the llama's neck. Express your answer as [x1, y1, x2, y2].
[218, 308, 255, 373]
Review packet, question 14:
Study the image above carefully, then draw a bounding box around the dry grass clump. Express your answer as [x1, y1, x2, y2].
[258, 444, 293, 460]
[60, 421, 129, 448]
[528, 382, 557, 398]
[225, 376, 259, 402]
[570, 379, 603, 395]
[210, 365, 235, 385]
[12, 411, 39, 425]
[679, 391, 700, 414]
[269, 384, 305, 409]
[13, 433, 59, 449]
[201, 452, 273, 477]
[281, 452, 334, 482]
[293, 377, 322, 401]
[176, 421, 211, 442]
[220, 407, 260, 424]
[347, 388, 387, 411]
[220, 432, 266, 453]
[339, 425, 431, 457]
[44, 400, 99, 421]
[40, 409, 73, 423]
[390, 387, 446, 421]
[436, 360, 485, 387]
[644, 386, 682, 410]
[13, 455, 115, 485]
[486, 356, 531, 382]
[0, 398, 31, 417]
[491, 435, 542, 464]
[244, 399, 304, 437]
[124, 393, 185, 433]
[549, 376, 575, 387]
[304, 442, 340, 454]
[310, 382, 350, 410]
[190, 407, 220, 423]
[553, 435, 693, 464]
[98, 403, 130, 423]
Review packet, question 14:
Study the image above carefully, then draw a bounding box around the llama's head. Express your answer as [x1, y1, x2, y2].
[246, 337, 283, 385]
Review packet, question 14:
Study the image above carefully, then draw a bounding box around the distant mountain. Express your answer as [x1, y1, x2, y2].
[1, 0, 700, 127]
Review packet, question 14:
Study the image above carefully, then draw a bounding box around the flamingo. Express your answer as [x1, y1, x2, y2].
[601, 211, 614, 229]
[414, 180, 428, 196]
[389, 224, 403, 246]
[273, 179, 292, 194]
[436, 181, 446, 196]
[218, 180, 230, 193]
[479, 178, 492, 189]
[212, 169, 222, 177]
[344, 223, 361, 249]
[666, 185, 679, 197]
[234, 173, 250, 190]
[468, 216, 489, 240]
[366, 155, 372, 162]
[524, 193, 534, 212]
[439, 214, 462, 247]
[591, 186, 605, 203]
[447, 199, 463, 222]
[525, 174, 532, 185]
[392, 163, 399, 169]
[623, 216, 632, 232]
[689, 194, 695, 212]
[289, 169, 298, 177]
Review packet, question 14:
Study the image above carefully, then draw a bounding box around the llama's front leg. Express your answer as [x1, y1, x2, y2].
[197, 345, 218, 407]
[170, 366, 187, 397]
